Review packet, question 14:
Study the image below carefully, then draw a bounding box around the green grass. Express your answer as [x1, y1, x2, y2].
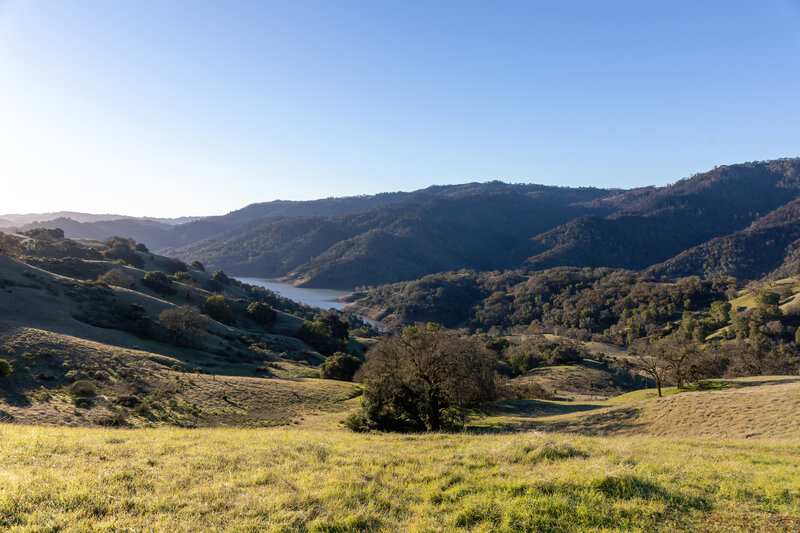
[1, 424, 798, 531]
[605, 380, 730, 404]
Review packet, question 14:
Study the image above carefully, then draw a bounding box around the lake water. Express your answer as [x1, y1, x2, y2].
[237, 277, 387, 331]
[236, 278, 350, 310]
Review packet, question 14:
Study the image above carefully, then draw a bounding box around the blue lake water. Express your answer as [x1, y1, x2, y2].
[236, 278, 350, 310]
[237, 277, 387, 331]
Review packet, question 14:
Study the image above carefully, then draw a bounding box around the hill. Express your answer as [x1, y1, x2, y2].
[0, 211, 200, 226]
[483, 376, 800, 439]
[0, 230, 372, 427]
[170, 184, 611, 287]
[527, 159, 800, 271]
[13, 159, 800, 289]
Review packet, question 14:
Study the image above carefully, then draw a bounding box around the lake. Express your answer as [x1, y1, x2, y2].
[236, 278, 350, 310]
[237, 277, 387, 331]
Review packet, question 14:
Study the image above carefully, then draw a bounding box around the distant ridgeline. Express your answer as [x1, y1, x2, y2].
[4, 159, 800, 289]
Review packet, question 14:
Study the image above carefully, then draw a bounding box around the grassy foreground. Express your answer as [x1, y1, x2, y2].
[1, 424, 799, 532]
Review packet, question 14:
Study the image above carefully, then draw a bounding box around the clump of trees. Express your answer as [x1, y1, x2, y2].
[104, 236, 145, 269]
[22, 228, 64, 240]
[298, 312, 349, 356]
[632, 336, 708, 396]
[347, 323, 498, 432]
[202, 270, 231, 293]
[246, 302, 277, 325]
[506, 336, 586, 375]
[319, 352, 362, 381]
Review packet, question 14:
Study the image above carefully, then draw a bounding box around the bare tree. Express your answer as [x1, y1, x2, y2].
[631, 338, 669, 397]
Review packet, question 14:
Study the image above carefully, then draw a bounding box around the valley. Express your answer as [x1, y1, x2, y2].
[2, 160, 800, 531]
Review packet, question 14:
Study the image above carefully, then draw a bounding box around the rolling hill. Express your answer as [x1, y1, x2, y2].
[0, 231, 370, 427]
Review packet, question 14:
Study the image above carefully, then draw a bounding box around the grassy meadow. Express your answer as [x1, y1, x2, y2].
[1, 423, 799, 532]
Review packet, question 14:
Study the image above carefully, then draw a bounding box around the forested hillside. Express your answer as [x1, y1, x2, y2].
[7, 159, 800, 288]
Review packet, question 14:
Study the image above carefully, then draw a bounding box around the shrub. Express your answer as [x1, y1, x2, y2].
[68, 380, 98, 398]
[203, 295, 232, 324]
[190, 260, 205, 271]
[172, 271, 195, 283]
[0, 359, 12, 377]
[211, 270, 230, 285]
[320, 352, 362, 381]
[142, 271, 175, 295]
[121, 303, 151, 335]
[161, 257, 187, 274]
[98, 269, 134, 288]
[246, 302, 277, 325]
[134, 243, 149, 253]
[508, 347, 543, 375]
[203, 278, 224, 293]
[158, 306, 206, 344]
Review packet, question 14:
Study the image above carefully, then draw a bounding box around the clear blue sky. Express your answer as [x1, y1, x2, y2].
[1, 0, 799, 217]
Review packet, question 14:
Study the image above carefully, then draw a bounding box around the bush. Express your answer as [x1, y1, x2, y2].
[203, 295, 232, 324]
[98, 269, 134, 288]
[0, 359, 12, 377]
[68, 380, 98, 398]
[158, 306, 206, 344]
[121, 303, 151, 335]
[142, 271, 175, 295]
[246, 302, 277, 325]
[172, 271, 195, 283]
[320, 352, 362, 381]
[203, 278, 224, 293]
[190, 260, 205, 271]
[161, 257, 187, 274]
[135, 243, 149, 253]
[211, 270, 230, 285]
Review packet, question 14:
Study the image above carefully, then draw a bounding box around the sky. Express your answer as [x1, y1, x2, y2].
[1, 1, 799, 218]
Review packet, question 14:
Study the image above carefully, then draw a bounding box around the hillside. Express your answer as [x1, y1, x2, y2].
[0, 231, 371, 427]
[169, 185, 611, 287]
[12, 159, 800, 289]
[652, 198, 800, 280]
[527, 159, 800, 271]
[483, 376, 800, 438]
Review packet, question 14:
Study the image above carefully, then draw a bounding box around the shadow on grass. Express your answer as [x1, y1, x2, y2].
[469, 399, 608, 433]
[593, 473, 710, 510]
